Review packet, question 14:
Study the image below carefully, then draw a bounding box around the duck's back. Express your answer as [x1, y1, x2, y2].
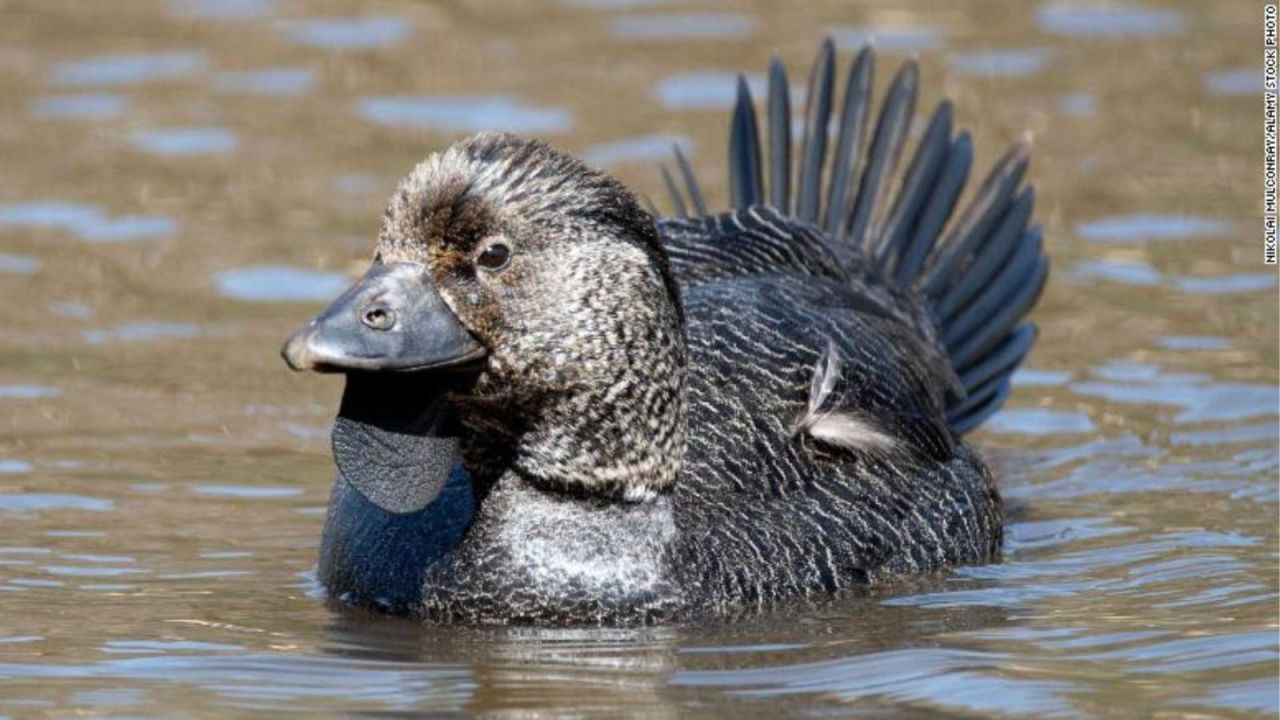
[652, 42, 1047, 611]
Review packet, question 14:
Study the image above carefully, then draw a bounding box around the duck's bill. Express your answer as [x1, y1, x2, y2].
[281, 262, 485, 373]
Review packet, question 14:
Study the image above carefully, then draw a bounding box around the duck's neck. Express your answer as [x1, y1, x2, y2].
[461, 281, 687, 503]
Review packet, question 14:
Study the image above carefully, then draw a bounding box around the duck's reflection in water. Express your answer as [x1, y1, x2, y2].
[317, 581, 1019, 717]
[321, 611, 683, 717]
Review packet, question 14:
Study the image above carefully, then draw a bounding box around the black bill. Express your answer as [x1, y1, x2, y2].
[281, 261, 484, 373]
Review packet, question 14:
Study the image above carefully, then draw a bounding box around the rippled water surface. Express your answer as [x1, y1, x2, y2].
[0, 1, 1274, 717]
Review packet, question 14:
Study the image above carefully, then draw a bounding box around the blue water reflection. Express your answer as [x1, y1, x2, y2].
[831, 26, 944, 53]
[215, 266, 351, 302]
[1072, 259, 1161, 286]
[1204, 69, 1255, 97]
[1058, 92, 1096, 116]
[948, 49, 1050, 77]
[1035, 4, 1184, 38]
[1172, 273, 1277, 295]
[284, 16, 410, 50]
[216, 68, 315, 96]
[1157, 336, 1231, 351]
[132, 128, 239, 156]
[986, 408, 1096, 436]
[168, 0, 274, 20]
[0, 385, 60, 399]
[609, 13, 757, 40]
[0, 494, 112, 513]
[653, 71, 765, 110]
[82, 322, 200, 344]
[0, 202, 176, 242]
[1071, 361, 1278, 424]
[0, 253, 40, 274]
[1077, 214, 1232, 243]
[360, 96, 573, 134]
[51, 52, 206, 86]
[31, 94, 127, 119]
[583, 134, 692, 166]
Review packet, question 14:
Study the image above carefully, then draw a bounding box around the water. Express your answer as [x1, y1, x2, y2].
[214, 68, 316, 97]
[948, 48, 1053, 77]
[358, 96, 574, 135]
[0, 202, 177, 243]
[831, 25, 945, 53]
[1034, 4, 1185, 38]
[131, 128, 240, 156]
[49, 52, 207, 86]
[215, 266, 352, 303]
[281, 16, 411, 50]
[653, 71, 767, 110]
[1076, 214, 1234, 243]
[0, 1, 1274, 717]
[607, 13, 758, 41]
[582, 134, 693, 167]
[30, 94, 129, 120]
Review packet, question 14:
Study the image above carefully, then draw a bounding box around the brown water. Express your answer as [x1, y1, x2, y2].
[0, 0, 1275, 717]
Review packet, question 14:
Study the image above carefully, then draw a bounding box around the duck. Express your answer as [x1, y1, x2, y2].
[281, 39, 1048, 624]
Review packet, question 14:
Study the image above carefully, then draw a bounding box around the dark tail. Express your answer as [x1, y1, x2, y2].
[662, 39, 1049, 436]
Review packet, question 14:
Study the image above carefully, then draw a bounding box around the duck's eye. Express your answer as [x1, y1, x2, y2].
[362, 306, 395, 330]
[476, 242, 511, 271]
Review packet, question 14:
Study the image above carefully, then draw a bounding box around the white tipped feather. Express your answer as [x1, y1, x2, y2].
[808, 412, 898, 452]
[807, 340, 841, 415]
[795, 341, 897, 453]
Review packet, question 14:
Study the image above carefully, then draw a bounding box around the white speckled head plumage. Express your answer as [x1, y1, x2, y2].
[376, 133, 688, 501]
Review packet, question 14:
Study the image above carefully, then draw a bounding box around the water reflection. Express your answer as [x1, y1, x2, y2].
[81, 322, 200, 344]
[1071, 361, 1278, 424]
[1035, 4, 1184, 38]
[283, 16, 410, 50]
[0, 385, 60, 398]
[985, 408, 1096, 436]
[0, 494, 112, 513]
[1076, 214, 1232, 243]
[1012, 368, 1073, 387]
[1169, 423, 1278, 447]
[359, 96, 573, 134]
[190, 485, 302, 498]
[1058, 91, 1096, 116]
[831, 25, 944, 53]
[582, 134, 692, 167]
[608, 13, 757, 41]
[0, 253, 40, 274]
[1204, 68, 1256, 96]
[30, 94, 127, 120]
[675, 648, 1077, 717]
[653, 71, 765, 110]
[332, 174, 380, 197]
[47, 302, 93, 319]
[0, 201, 176, 242]
[132, 128, 240, 156]
[216, 266, 351, 302]
[169, 0, 272, 20]
[1172, 273, 1277, 295]
[50, 52, 206, 86]
[215, 68, 316, 96]
[1157, 335, 1231, 351]
[561, 0, 674, 8]
[1072, 258, 1161, 286]
[948, 48, 1051, 77]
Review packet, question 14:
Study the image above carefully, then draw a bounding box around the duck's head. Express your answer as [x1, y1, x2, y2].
[284, 133, 687, 502]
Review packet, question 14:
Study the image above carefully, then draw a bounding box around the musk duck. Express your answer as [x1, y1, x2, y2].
[282, 40, 1048, 624]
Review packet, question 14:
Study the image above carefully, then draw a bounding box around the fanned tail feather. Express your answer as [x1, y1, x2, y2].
[661, 40, 1048, 435]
